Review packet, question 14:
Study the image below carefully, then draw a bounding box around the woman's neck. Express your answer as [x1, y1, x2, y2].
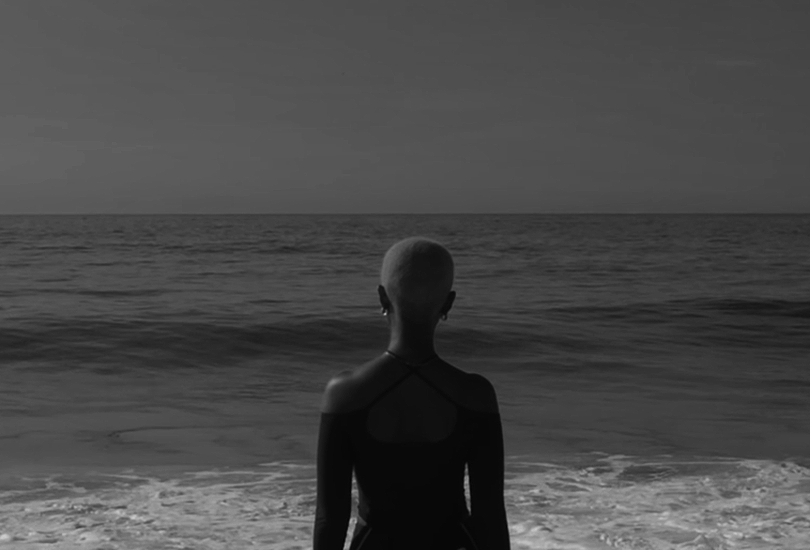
[386, 318, 438, 361]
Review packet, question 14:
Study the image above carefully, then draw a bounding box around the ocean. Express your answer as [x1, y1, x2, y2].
[0, 214, 808, 549]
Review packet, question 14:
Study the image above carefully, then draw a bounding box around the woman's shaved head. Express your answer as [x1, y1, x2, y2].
[380, 237, 454, 322]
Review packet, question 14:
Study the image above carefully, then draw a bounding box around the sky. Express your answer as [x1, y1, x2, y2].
[1, 1, 808, 214]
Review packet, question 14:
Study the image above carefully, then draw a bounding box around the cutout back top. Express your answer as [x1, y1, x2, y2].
[314, 352, 508, 549]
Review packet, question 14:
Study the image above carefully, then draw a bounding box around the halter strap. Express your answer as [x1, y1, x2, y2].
[365, 350, 458, 409]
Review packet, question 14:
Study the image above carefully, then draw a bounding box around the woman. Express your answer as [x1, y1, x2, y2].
[313, 237, 510, 550]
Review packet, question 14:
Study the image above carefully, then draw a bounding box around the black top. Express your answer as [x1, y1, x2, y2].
[314, 353, 509, 550]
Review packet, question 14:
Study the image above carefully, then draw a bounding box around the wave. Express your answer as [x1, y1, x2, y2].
[2, 296, 809, 370]
[0, 316, 544, 368]
[550, 297, 810, 320]
[1, 457, 808, 549]
[18, 288, 167, 298]
[546, 297, 810, 350]
[699, 297, 810, 318]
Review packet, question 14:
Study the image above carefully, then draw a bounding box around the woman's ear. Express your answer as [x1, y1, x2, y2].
[441, 290, 456, 316]
[378, 285, 392, 310]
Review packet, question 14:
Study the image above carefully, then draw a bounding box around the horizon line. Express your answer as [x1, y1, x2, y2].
[0, 212, 808, 216]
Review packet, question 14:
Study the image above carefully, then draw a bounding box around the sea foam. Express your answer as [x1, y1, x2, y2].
[1, 454, 808, 549]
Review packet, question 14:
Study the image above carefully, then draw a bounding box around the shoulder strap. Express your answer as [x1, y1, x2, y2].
[365, 351, 460, 409]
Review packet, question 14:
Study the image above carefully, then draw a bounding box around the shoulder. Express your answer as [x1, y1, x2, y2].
[320, 370, 359, 414]
[464, 372, 500, 414]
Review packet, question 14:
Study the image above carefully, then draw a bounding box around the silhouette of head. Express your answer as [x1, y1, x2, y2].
[379, 237, 455, 324]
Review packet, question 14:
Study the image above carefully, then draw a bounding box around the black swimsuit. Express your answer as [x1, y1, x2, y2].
[314, 352, 509, 550]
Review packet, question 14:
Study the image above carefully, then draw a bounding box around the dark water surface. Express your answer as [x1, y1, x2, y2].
[1, 214, 809, 548]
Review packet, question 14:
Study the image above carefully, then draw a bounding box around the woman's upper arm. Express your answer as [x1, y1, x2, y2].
[467, 374, 511, 549]
[313, 375, 355, 550]
[467, 373, 503, 495]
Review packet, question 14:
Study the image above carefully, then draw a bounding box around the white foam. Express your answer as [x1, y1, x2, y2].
[502, 454, 810, 549]
[0, 455, 808, 549]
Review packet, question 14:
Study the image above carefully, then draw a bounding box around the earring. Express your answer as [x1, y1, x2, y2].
[381, 307, 388, 316]
[441, 312, 448, 321]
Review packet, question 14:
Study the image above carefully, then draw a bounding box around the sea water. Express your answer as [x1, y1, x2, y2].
[1, 214, 809, 549]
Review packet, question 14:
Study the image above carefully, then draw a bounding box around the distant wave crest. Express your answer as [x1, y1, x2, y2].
[0, 316, 539, 369]
[551, 297, 810, 320]
[2, 297, 808, 371]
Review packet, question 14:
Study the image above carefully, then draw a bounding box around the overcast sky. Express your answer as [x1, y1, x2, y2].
[1, 1, 808, 213]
